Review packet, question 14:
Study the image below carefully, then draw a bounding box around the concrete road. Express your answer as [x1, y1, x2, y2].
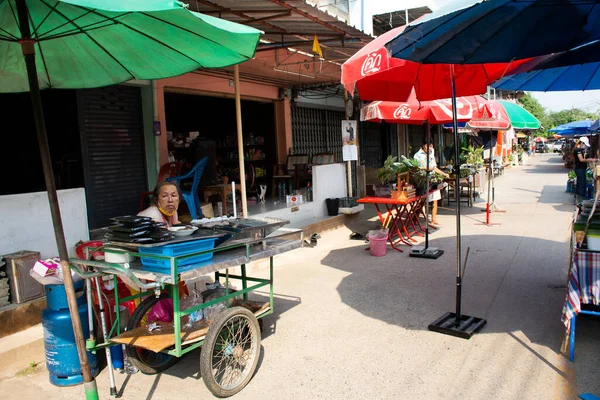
[1, 154, 598, 399]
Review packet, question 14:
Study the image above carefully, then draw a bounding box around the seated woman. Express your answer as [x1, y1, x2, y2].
[138, 181, 182, 226]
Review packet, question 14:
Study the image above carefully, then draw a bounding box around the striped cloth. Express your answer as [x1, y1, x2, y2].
[561, 249, 600, 336]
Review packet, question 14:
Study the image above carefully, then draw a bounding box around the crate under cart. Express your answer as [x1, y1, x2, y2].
[69, 227, 303, 398]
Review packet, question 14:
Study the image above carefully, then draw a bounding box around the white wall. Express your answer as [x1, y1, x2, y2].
[313, 163, 348, 216]
[0, 189, 90, 259]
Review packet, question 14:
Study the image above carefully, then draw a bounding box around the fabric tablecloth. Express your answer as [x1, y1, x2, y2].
[561, 249, 600, 336]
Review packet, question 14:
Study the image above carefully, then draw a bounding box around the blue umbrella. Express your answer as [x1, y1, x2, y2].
[591, 119, 600, 133]
[385, 0, 600, 64]
[492, 41, 600, 91]
[549, 120, 593, 136]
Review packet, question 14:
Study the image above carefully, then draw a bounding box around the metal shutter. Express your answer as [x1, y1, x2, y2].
[78, 86, 147, 229]
[291, 105, 344, 161]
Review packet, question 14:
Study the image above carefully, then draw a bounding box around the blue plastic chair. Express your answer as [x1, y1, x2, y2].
[167, 157, 208, 220]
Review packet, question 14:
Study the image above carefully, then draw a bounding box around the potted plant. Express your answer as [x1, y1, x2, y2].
[411, 169, 446, 195]
[509, 153, 518, 166]
[517, 148, 524, 164]
[567, 170, 576, 193]
[461, 144, 484, 168]
[375, 156, 399, 197]
[376, 156, 420, 197]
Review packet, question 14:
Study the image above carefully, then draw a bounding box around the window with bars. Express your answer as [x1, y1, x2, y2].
[291, 105, 345, 161]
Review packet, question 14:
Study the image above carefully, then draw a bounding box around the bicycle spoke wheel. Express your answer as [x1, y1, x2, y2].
[200, 307, 261, 397]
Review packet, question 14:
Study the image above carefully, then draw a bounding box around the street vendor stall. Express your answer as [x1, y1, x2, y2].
[563, 198, 600, 361]
[68, 217, 302, 397]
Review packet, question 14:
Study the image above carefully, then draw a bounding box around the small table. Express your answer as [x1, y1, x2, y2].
[357, 195, 429, 252]
[201, 184, 241, 215]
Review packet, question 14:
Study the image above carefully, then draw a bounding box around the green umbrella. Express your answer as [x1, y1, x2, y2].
[1, 1, 260, 398]
[497, 100, 541, 130]
[1, 0, 261, 92]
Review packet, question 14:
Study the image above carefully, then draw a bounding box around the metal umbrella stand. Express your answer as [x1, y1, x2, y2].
[428, 66, 487, 339]
[410, 121, 444, 259]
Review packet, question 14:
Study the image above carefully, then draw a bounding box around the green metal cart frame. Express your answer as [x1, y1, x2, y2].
[69, 231, 302, 397]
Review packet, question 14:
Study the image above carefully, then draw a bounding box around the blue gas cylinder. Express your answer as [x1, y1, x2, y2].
[42, 280, 99, 386]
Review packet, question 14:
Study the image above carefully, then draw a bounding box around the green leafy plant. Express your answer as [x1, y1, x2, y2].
[378, 156, 400, 185]
[461, 144, 484, 167]
[411, 170, 446, 189]
[449, 166, 475, 179]
[377, 156, 420, 185]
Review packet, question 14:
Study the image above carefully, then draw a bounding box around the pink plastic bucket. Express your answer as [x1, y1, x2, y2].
[368, 235, 388, 257]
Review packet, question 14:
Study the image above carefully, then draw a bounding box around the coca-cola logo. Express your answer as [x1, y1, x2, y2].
[393, 104, 412, 119]
[362, 101, 381, 121]
[361, 51, 383, 76]
[434, 98, 473, 119]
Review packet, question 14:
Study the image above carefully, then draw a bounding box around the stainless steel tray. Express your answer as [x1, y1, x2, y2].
[193, 217, 289, 244]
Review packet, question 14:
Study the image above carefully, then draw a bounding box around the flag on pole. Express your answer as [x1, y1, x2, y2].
[312, 35, 323, 59]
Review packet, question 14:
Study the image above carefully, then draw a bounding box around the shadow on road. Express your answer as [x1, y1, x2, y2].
[321, 233, 568, 354]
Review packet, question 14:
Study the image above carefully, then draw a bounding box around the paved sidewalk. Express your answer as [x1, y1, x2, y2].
[1, 154, 598, 399]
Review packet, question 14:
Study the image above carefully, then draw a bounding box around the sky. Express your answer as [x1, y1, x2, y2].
[530, 90, 600, 114]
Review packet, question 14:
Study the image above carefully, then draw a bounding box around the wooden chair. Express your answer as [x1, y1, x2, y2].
[271, 154, 310, 197]
[139, 161, 182, 211]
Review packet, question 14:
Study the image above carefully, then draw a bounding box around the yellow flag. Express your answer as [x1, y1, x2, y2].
[312, 35, 323, 59]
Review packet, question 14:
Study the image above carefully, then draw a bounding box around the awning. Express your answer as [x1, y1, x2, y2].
[549, 120, 592, 135]
[497, 101, 541, 130]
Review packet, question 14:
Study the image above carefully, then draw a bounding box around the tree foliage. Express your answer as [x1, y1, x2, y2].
[517, 92, 598, 137]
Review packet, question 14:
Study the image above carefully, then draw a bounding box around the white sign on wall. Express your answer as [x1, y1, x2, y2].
[341, 120, 358, 161]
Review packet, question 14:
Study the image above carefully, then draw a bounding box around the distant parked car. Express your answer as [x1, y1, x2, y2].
[552, 140, 565, 153]
[535, 142, 547, 153]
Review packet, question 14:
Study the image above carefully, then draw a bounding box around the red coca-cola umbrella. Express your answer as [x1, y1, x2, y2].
[361, 94, 511, 130]
[467, 100, 511, 130]
[341, 23, 528, 102]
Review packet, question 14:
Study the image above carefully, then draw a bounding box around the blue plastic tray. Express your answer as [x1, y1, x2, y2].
[138, 238, 217, 272]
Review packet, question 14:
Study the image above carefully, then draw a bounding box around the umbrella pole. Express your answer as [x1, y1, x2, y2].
[427, 65, 486, 339]
[16, 1, 98, 398]
[234, 65, 248, 218]
[476, 139, 501, 226]
[410, 121, 443, 259]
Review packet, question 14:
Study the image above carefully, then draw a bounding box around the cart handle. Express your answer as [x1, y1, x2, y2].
[69, 258, 162, 291]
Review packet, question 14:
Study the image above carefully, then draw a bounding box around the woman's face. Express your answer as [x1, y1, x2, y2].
[157, 184, 179, 213]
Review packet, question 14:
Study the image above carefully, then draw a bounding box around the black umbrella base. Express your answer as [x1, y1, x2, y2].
[409, 246, 444, 259]
[428, 312, 487, 339]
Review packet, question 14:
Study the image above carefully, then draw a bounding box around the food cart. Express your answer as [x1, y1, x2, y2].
[69, 217, 302, 398]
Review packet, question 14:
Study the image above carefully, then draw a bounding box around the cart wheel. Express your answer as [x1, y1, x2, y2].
[200, 307, 261, 397]
[126, 295, 179, 375]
